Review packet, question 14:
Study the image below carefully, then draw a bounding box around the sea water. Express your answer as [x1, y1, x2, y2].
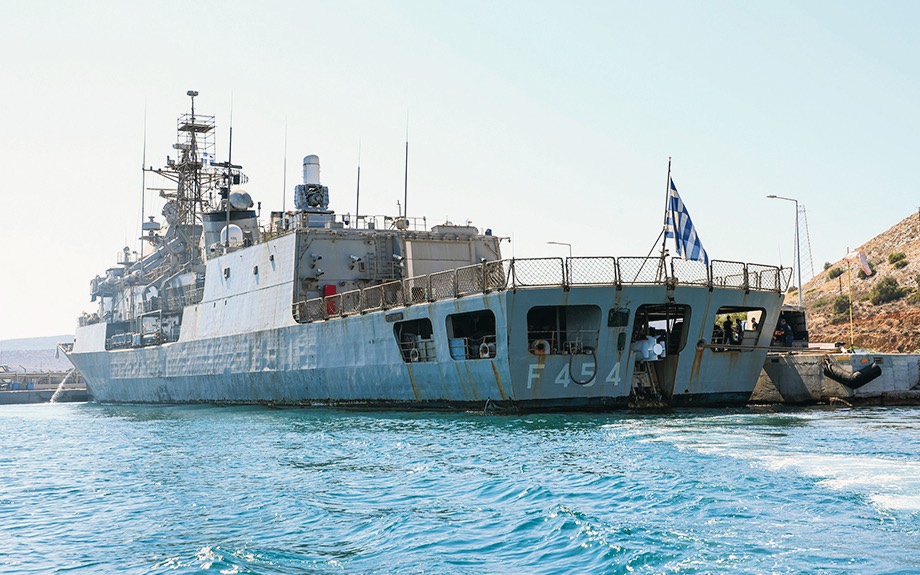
[1, 404, 918, 574]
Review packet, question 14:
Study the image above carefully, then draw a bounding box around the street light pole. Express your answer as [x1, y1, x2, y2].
[766, 194, 803, 307]
[547, 241, 572, 259]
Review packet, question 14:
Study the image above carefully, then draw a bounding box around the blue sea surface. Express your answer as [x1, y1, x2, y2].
[1, 403, 919, 574]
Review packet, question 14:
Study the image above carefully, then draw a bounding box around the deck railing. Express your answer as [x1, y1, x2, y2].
[292, 257, 791, 324]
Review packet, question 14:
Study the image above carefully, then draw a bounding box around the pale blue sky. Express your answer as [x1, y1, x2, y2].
[1, 1, 917, 339]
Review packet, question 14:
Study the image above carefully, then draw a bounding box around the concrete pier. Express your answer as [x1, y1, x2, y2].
[0, 369, 89, 404]
[753, 352, 920, 405]
[0, 388, 90, 405]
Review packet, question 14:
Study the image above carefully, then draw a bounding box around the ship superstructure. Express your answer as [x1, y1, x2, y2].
[65, 93, 791, 410]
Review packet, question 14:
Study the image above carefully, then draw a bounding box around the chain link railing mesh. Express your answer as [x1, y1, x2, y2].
[456, 265, 484, 296]
[711, 260, 747, 289]
[381, 281, 404, 307]
[325, 293, 344, 318]
[304, 298, 327, 322]
[404, 277, 430, 304]
[780, 267, 794, 292]
[429, 270, 456, 300]
[567, 257, 617, 285]
[291, 301, 304, 322]
[511, 258, 565, 287]
[747, 263, 778, 292]
[485, 261, 511, 291]
[363, 285, 385, 312]
[341, 290, 363, 316]
[617, 257, 665, 284]
[671, 259, 709, 286]
[292, 257, 785, 323]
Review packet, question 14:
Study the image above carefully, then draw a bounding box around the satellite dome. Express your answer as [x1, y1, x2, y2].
[220, 224, 244, 247]
[229, 189, 253, 210]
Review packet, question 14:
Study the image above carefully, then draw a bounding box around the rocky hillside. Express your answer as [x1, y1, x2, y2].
[802, 212, 920, 352]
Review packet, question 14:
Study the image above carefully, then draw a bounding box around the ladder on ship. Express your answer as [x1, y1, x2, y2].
[629, 361, 667, 408]
[372, 236, 398, 280]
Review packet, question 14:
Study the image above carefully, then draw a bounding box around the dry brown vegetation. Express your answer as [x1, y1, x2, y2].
[804, 212, 920, 352]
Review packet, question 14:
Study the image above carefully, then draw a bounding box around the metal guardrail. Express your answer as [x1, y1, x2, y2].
[263, 213, 430, 242]
[292, 257, 789, 323]
[133, 286, 207, 317]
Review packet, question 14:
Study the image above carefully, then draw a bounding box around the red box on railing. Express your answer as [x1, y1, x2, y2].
[324, 284, 337, 315]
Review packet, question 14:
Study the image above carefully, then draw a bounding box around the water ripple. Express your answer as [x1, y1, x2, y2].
[1, 404, 919, 573]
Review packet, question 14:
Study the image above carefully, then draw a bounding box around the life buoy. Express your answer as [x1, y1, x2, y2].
[409, 348, 420, 362]
[531, 339, 550, 355]
[479, 342, 491, 359]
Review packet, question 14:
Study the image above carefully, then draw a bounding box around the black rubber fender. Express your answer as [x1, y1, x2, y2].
[823, 356, 882, 389]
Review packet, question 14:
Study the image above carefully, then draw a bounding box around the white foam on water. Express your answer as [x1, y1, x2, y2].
[868, 493, 920, 511]
[619, 418, 920, 513]
[756, 452, 920, 507]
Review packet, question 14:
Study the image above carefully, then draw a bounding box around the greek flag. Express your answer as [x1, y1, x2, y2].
[664, 178, 709, 264]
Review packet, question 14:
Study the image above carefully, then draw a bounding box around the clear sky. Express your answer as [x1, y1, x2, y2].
[1, 0, 917, 340]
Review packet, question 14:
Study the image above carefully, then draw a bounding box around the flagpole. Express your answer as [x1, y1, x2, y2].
[656, 157, 672, 280]
[660, 157, 672, 258]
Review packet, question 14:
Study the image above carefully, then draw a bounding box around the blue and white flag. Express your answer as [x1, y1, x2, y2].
[664, 178, 709, 264]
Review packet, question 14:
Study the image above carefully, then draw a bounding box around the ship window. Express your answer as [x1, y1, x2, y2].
[446, 310, 496, 360]
[393, 318, 436, 363]
[712, 306, 766, 349]
[526, 305, 600, 355]
[633, 304, 691, 354]
[608, 308, 630, 327]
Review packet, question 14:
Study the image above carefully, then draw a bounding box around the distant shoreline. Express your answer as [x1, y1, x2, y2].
[1, 336, 75, 371]
[0, 335, 74, 352]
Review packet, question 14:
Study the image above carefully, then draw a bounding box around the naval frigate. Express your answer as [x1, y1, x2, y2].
[64, 92, 790, 410]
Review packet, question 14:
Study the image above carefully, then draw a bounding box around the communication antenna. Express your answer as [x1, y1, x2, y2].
[138, 98, 148, 258]
[225, 124, 233, 247]
[403, 112, 409, 218]
[798, 204, 815, 282]
[282, 121, 287, 213]
[224, 95, 235, 248]
[208, 95, 243, 250]
[355, 142, 361, 226]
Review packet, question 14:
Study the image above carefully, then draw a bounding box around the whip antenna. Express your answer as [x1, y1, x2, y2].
[403, 112, 409, 219]
[138, 98, 147, 258]
[355, 142, 361, 226]
[282, 121, 287, 213]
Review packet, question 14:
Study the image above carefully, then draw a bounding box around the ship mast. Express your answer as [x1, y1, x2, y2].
[154, 90, 217, 265]
[176, 90, 203, 227]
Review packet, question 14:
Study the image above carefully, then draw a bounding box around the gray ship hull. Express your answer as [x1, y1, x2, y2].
[68, 278, 784, 410]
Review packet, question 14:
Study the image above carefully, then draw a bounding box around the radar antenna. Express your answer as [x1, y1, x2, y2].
[144, 90, 218, 265]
